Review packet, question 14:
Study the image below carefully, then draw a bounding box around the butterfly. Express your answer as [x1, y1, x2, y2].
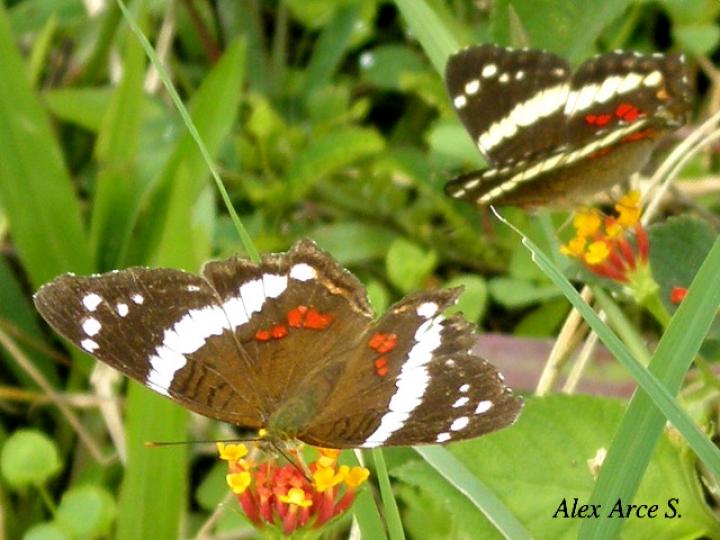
[444, 44, 691, 206]
[34, 239, 522, 448]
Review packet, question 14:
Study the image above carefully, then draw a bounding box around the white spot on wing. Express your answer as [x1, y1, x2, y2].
[453, 95, 467, 109]
[131, 294, 144, 304]
[161, 306, 229, 354]
[81, 338, 98, 352]
[464, 79, 480, 95]
[482, 64, 497, 78]
[451, 416, 469, 431]
[436, 432, 451, 443]
[416, 302, 438, 318]
[475, 400, 493, 414]
[452, 396, 469, 408]
[187, 285, 201, 292]
[83, 293, 102, 311]
[643, 70, 662, 87]
[459, 383, 470, 393]
[498, 73, 509, 83]
[82, 317, 101, 336]
[290, 263, 316, 281]
[147, 345, 187, 397]
[117, 303, 129, 317]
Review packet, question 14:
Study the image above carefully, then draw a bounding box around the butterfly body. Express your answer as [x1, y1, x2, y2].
[34, 240, 521, 449]
[445, 44, 691, 206]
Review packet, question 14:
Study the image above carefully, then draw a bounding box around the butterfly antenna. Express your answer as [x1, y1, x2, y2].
[144, 437, 262, 448]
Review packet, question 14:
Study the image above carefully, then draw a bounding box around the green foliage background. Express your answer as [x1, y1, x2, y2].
[1, 0, 720, 539]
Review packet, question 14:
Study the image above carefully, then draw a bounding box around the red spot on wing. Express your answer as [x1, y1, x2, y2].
[368, 332, 398, 353]
[585, 113, 612, 126]
[288, 306, 307, 328]
[615, 103, 642, 123]
[286, 305, 333, 330]
[587, 147, 612, 160]
[303, 308, 333, 330]
[375, 356, 390, 377]
[621, 128, 657, 143]
[255, 329, 272, 342]
[271, 324, 288, 339]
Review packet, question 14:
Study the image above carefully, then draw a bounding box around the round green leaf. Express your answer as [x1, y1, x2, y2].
[673, 24, 720, 55]
[444, 275, 488, 323]
[56, 485, 116, 539]
[386, 238, 437, 293]
[23, 522, 69, 540]
[1, 430, 61, 489]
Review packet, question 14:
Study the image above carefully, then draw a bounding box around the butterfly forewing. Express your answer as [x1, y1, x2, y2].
[33, 268, 264, 427]
[445, 44, 691, 206]
[201, 240, 374, 411]
[300, 289, 522, 448]
[446, 44, 572, 165]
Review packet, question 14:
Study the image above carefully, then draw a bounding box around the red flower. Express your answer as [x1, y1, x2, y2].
[670, 286, 688, 304]
[218, 442, 369, 536]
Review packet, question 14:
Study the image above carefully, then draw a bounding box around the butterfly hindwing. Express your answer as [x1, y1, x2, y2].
[299, 289, 522, 448]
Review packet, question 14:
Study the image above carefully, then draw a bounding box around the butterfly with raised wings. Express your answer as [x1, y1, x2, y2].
[34, 240, 522, 449]
[444, 44, 691, 207]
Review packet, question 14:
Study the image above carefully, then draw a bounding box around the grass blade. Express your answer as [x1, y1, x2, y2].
[0, 4, 92, 285]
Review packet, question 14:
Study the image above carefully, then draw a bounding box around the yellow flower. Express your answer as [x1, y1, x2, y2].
[313, 466, 345, 492]
[317, 448, 340, 468]
[573, 209, 601, 237]
[217, 442, 248, 462]
[344, 466, 370, 488]
[584, 241, 610, 265]
[279, 487, 313, 508]
[226, 471, 251, 494]
[604, 218, 623, 239]
[615, 190, 641, 227]
[560, 235, 587, 258]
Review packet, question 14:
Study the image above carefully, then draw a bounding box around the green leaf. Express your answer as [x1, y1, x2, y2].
[514, 297, 569, 336]
[285, 127, 385, 201]
[491, 0, 633, 63]
[1, 430, 61, 489]
[488, 277, 562, 309]
[309, 222, 398, 265]
[673, 23, 720, 55]
[407, 396, 715, 539]
[386, 238, 437, 293]
[359, 45, 425, 90]
[426, 120, 483, 170]
[56, 485, 117, 538]
[0, 4, 93, 286]
[648, 216, 716, 311]
[393, 0, 461, 74]
[23, 523, 69, 540]
[444, 275, 488, 323]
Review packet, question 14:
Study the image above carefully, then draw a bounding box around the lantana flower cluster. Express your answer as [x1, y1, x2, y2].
[217, 441, 369, 536]
[560, 191, 660, 302]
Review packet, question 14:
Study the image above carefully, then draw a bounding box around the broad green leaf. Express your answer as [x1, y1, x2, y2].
[56, 485, 116, 538]
[1, 430, 61, 489]
[359, 45, 426, 90]
[488, 277, 562, 309]
[386, 238, 437, 293]
[648, 216, 715, 311]
[444, 275, 488, 323]
[401, 396, 717, 539]
[23, 523, 69, 540]
[310, 222, 398, 265]
[673, 23, 720, 55]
